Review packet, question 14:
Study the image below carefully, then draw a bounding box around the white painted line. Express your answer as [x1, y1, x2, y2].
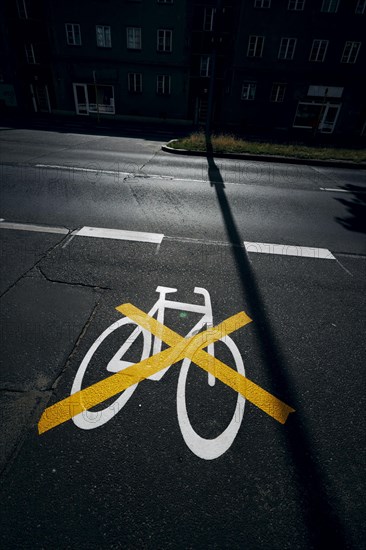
[320, 187, 352, 193]
[75, 226, 164, 244]
[244, 241, 335, 260]
[36, 164, 130, 176]
[0, 221, 69, 235]
[143, 173, 232, 185]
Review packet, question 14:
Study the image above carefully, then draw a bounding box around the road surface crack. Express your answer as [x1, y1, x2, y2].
[0, 230, 73, 299]
[47, 298, 102, 393]
[36, 266, 111, 291]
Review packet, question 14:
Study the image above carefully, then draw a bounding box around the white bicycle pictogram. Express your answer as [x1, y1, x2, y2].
[71, 286, 246, 460]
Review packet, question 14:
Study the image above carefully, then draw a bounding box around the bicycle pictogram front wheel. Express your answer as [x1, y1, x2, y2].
[176, 335, 246, 460]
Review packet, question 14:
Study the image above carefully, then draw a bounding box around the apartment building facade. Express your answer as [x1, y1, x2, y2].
[45, 0, 190, 122]
[1, 0, 365, 138]
[0, 0, 53, 113]
[224, 0, 366, 138]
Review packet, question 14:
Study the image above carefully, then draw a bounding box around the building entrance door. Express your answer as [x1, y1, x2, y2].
[30, 84, 51, 113]
[73, 84, 88, 115]
[195, 98, 208, 125]
[318, 104, 341, 133]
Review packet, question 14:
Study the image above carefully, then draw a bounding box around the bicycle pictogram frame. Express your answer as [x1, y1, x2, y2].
[38, 286, 295, 460]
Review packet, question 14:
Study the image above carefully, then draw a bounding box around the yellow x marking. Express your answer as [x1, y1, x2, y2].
[38, 304, 295, 435]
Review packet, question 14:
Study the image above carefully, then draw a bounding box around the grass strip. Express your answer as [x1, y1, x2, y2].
[169, 132, 366, 163]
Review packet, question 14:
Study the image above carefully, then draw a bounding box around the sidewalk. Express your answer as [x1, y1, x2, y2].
[0, 112, 194, 139]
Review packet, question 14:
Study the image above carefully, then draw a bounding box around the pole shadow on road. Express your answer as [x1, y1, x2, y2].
[204, 133, 347, 549]
[335, 184, 366, 234]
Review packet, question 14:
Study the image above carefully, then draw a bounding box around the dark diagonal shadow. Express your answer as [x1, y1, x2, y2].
[205, 133, 347, 549]
[335, 184, 366, 234]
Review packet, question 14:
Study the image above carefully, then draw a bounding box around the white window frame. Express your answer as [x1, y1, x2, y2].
[96, 25, 111, 48]
[278, 37, 297, 60]
[288, 0, 305, 10]
[73, 83, 115, 115]
[66, 23, 81, 46]
[254, 0, 271, 8]
[355, 0, 366, 14]
[200, 55, 211, 77]
[309, 39, 329, 62]
[270, 83, 286, 102]
[293, 101, 341, 133]
[25, 43, 36, 64]
[361, 119, 366, 136]
[157, 75, 171, 95]
[247, 35, 265, 57]
[321, 0, 339, 13]
[241, 82, 257, 100]
[157, 29, 172, 52]
[128, 73, 142, 93]
[203, 7, 215, 31]
[126, 27, 142, 50]
[341, 41, 361, 63]
[17, 0, 28, 18]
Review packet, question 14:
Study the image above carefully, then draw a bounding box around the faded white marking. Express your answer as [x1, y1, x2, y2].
[0, 221, 69, 235]
[320, 187, 352, 193]
[36, 164, 130, 176]
[75, 226, 164, 244]
[244, 241, 335, 260]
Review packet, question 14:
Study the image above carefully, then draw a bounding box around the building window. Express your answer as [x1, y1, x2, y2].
[127, 27, 141, 49]
[309, 39, 329, 62]
[157, 75, 171, 95]
[203, 7, 215, 31]
[25, 43, 36, 64]
[200, 55, 211, 77]
[73, 83, 115, 115]
[293, 102, 340, 133]
[96, 25, 111, 48]
[241, 82, 257, 100]
[247, 35, 265, 57]
[254, 0, 271, 7]
[128, 73, 142, 93]
[341, 41, 361, 63]
[157, 29, 172, 52]
[288, 0, 305, 9]
[17, 0, 28, 18]
[321, 0, 339, 12]
[278, 38, 297, 59]
[128, 73, 142, 94]
[66, 23, 81, 45]
[270, 83, 286, 102]
[355, 0, 366, 14]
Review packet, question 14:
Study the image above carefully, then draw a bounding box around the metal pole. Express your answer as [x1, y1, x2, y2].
[205, 0, 223, 136]
[93, 70, 100, 123]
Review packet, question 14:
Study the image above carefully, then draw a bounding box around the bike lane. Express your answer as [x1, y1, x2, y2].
[0, 232, 365, 549]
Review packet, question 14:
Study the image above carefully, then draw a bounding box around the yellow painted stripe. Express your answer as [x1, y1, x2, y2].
[117, 304, 295, 424]
[38, 304, 295, 435]
[38, 308, 249, 434]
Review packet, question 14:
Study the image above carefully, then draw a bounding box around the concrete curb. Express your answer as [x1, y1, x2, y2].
[162, 141, 366, 170]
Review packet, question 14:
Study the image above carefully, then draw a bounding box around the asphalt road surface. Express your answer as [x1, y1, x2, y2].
[0, 124, 365, 549]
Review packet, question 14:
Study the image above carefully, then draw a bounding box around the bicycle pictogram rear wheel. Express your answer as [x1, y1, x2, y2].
[71, 317, 152, 429]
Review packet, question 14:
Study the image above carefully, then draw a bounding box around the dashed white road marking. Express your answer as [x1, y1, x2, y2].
[244, 241, 335, 260]
[75, 226, 164, 244]
[0, 221, 69, 235]
[320, 187, 352, 193]
[0, 220, 337, 259]
[36, 164, 130, 176]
